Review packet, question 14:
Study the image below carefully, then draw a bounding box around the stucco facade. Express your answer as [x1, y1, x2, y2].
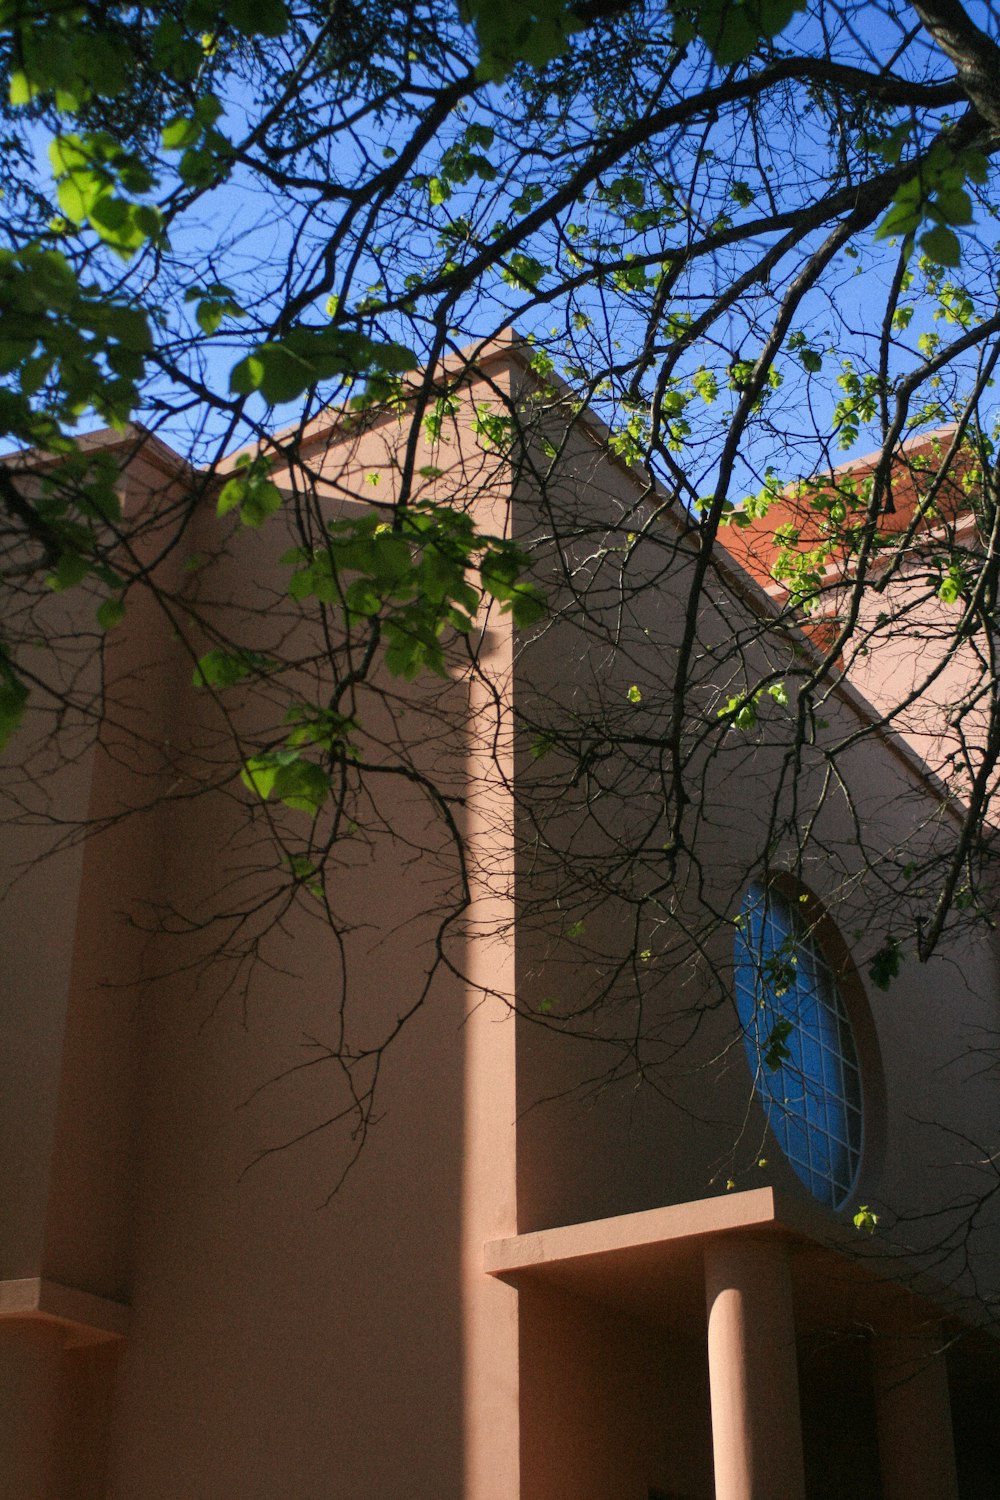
[2, 346, 999, 1497]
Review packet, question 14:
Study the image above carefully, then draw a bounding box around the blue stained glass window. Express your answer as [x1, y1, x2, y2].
[734, 882, 863, 1209]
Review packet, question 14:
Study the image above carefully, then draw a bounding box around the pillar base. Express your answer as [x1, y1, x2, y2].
[705, 1234, 806, 1500]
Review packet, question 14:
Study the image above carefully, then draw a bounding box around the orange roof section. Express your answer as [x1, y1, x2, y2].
[718, 425, 975, 596]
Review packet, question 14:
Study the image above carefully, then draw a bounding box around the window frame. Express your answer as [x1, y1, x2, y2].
[734, 879, 869, 1211]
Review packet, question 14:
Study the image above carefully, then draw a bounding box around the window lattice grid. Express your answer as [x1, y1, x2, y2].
[734, 882, 863, 1210]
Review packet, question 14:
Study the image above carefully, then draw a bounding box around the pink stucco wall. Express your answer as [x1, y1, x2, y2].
[1, 357, 999, 1497]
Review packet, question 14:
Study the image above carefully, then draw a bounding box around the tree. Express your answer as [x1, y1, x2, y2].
[3, 0, 1000, 1235]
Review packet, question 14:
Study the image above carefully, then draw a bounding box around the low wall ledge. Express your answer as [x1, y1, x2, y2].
[0, 1277, 130, 1345]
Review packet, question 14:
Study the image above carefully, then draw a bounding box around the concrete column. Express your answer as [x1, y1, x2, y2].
[873, 1313, 959, 1500]
[704, 1234, 806, 1500]
[0, 1320, 65, 1499]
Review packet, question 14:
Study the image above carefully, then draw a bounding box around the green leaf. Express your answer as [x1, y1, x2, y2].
[719, 692, 759, 730]
[217, 460, 284, 527]
[229, 354, 265, 396]
[875, 199, 920, 242]
[9, 72, 34, 106]
[509, 584, 546, 628]
[162, 114, 201, 150]
[0, 675, 28, 750]
[240, 479, 282, 526]
[480, 543, 521, 594]
[230, 327, 397, 404]
[195, 300, 223, 334]
[223, 0, 288, 36]
[763, 1016, 794, 1070]
[240, 751, 330, 813]
[693, 0, 805, 64]
[194, 94, 225, 127]
[241, 755, 280, 799]
[920, 224, 961, 268]
[89, 196, 156, 257]
[501, 252, 547, 290]
[692, 368, 718, 403]
[376, 341, 418, 374]
[868, 936, 901, 991]
[97, 597, 125, 630]
[47, 551, 90, 591]
[272, 759, 331, 813]
[462, 0, 581, 80]
[56, 173, 103, 225]
[934, 186, 973, 226]
[193, 649, 275, 688]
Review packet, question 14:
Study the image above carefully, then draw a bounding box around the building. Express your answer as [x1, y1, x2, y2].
[1, 340, 999, 1498]
[721, 423, 990, 791]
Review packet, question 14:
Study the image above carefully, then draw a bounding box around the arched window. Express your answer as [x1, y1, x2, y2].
[734, 881, 863, 1209]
